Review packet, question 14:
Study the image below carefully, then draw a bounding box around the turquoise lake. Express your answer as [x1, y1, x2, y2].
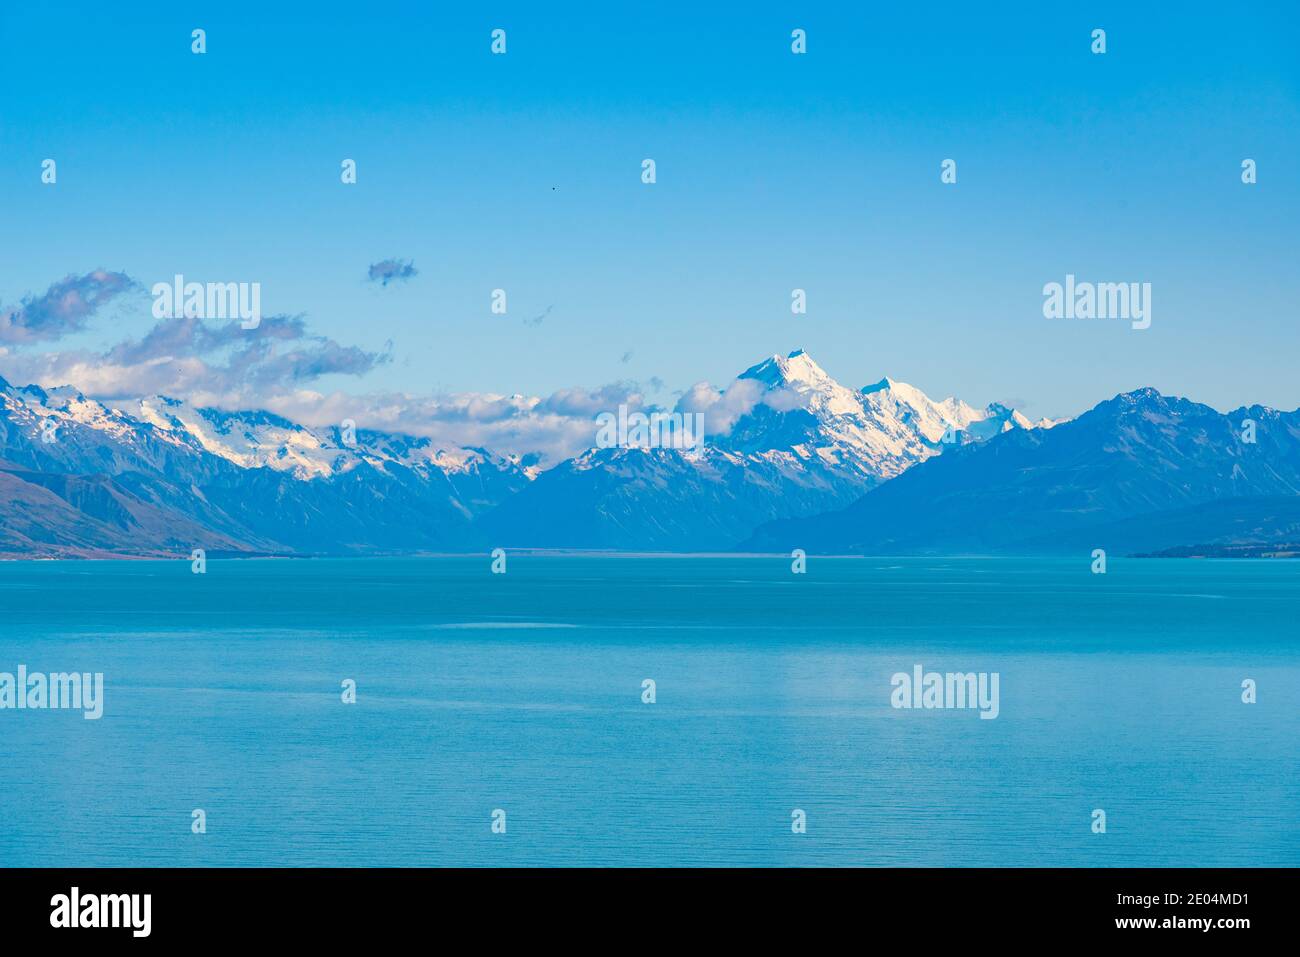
[1, 556, 1296, 866]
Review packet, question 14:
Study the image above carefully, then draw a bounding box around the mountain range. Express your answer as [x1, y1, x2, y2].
[479, 350, 1050, 550]
[0, 380, 530, 557]
[742, 387, 1300, 555]
[1, 351, 1296, 558]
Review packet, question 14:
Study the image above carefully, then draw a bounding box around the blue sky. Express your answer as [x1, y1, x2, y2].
[1, 0, 1297, 430]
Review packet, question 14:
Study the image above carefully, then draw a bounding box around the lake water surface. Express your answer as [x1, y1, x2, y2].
[1, 556, 1296, 866]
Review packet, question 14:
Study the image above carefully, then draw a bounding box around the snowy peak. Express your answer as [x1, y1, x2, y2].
[770, 348, 831, 384]
[722, 351, 1049, 481]
[740, 349, 835, 390]
[0, 375, 523, 487]
[484, 353, 1063, 553]
[131, 395, 351, 478]
[858, 377, 986, 442]
[128, 395, 522, 480]
[739, 349, 862, 417]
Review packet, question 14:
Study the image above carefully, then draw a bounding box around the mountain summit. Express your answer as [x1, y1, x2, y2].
[722, 349, 1043, 482]
[479, 351, 1046, 550]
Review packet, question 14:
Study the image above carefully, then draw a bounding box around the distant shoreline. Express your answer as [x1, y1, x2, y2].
[1132, 543, 1300, 559]
[2, 549, 1296, 562]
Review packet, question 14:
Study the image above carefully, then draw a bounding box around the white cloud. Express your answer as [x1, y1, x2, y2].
[0, 270, 792, 465]
[675, 378, 807, 434]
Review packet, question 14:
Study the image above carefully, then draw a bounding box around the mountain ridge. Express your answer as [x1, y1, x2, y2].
[4, 357, 1293, 558]
[739, 386, 1300, 555]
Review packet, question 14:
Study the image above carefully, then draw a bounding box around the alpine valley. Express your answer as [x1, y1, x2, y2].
[2, 350, 1296, 558]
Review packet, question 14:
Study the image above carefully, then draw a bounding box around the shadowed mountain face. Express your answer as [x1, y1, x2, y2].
[740, 389, 1300, 555]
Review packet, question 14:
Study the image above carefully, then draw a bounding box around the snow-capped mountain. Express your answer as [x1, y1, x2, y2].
[479, 350, 1048, 551]
[721, 350, 1045, 478]
[741, 387, 1300, 555]
[0, 351, 1052, 556]
[127, 394, 534, 495]
[0, 377, 530, 557]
